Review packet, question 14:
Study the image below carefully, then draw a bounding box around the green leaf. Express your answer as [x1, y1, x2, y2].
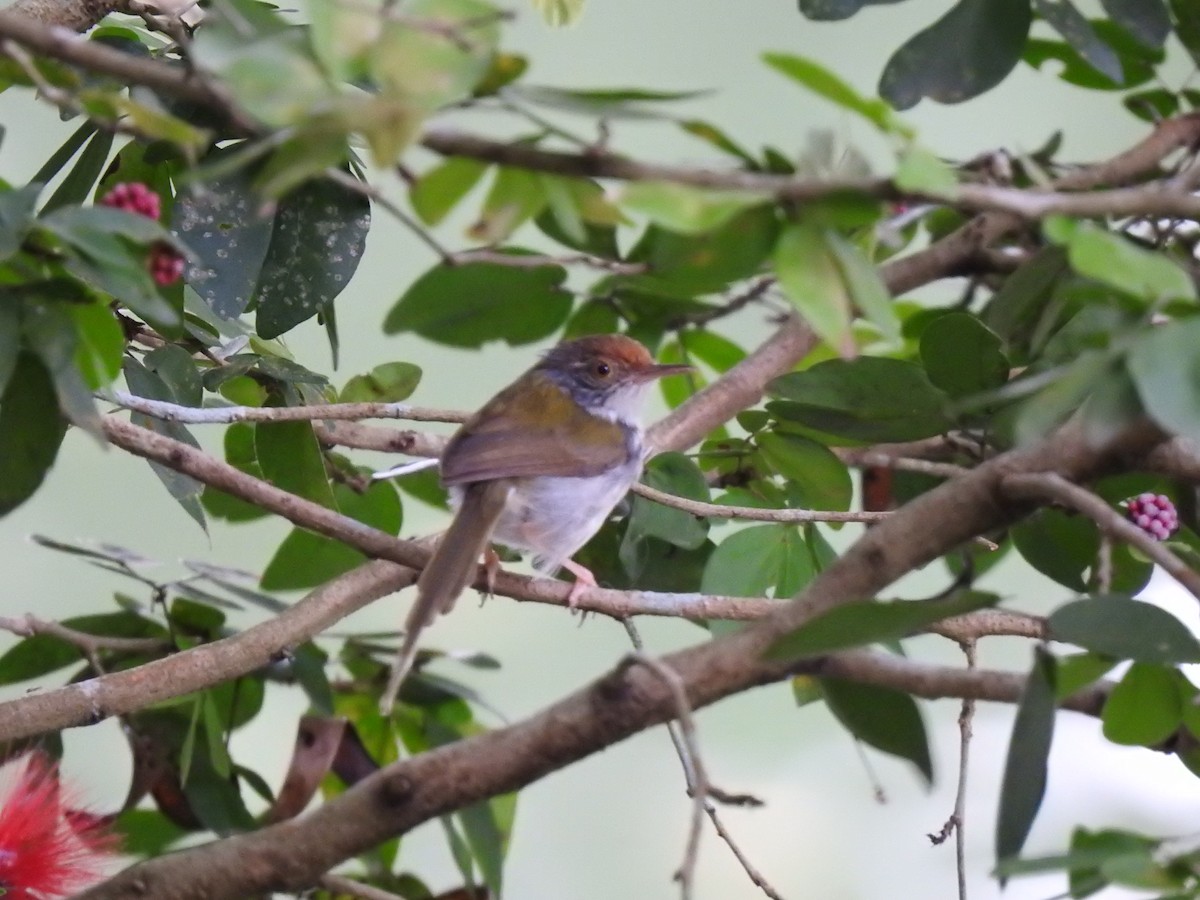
[894, 145, 958, 198]
[996, 649, 1057, 872]
[1048, 596, 1200, 665]
[1034, 0, 1124, 82]
[879, 0, 1032, 109]
[468, 166, 546, 244]
[1102, 662, 1181, 745]
[1054, 651, 1118, 700]
[679, 119, 759, 167]
[510, 85, 710, 119]
[1011, 507, 1098, 591]
[757, 432, 851, 511]
[1100, 0, 1170, 49]
[384, 257, 572, 347]
[1045, 216, 1195, 303]
[255, 177, 371, 338]
[173, 160, 275, 319]
[619, 182, 762, 235]
[919, 312, 1009, 401]
[114, 809, 188, 856]
[42, 128, 114, 214]
[0, 634, 80, 685]
[1172, 0, 1200, 66]
[261, 479, 402, 590]
[69, 301, 124, 390]
[980, 246, 1069, 358]
[202, 423, 269, 522]
[255, 420, 337, 509]
[30, 121, 97, 188]
[340, 362, 422, 403]
[0, 352, 67, 516]
[768, 357, 952, 443]
[411, 157, 489, 227]
[762, 52, 909, 135]
[371, 0, 500, 108]
[529, 0, 584, 25]
[1127, 318, 1200, 442]
[629, 206, 778, 296]
[622, 453, 709, 553]
[822, 678, 933, 784]
[123, 357, 207, 529]
[768, 590, 998, 661]
[773, 222, 898, 353]
[700, 524, 814, 599]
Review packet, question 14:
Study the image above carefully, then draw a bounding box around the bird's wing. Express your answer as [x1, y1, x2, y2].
[440, 374, 632, 485]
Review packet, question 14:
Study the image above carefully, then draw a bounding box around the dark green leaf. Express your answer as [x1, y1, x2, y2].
[22, 301, 100, 436]
[114, 809, 188, 856]
[144, 344, 203, 407]
[1048, 596, 1200, 665]
[981, 246, 1068, 359]
[0, 184, 40, 260]
[254, 420, 337, 508]
[797, 0, 906, 20]
[291, 642, 334, 714]
[768, 590, 997, 661]
[1034, 0, 1123, 82]
[256, 177, 370, 338]
[202, 423, 269, 522]
[0, 303, 19, 398]
[1100, 0, 1169, 48]
[510, 84, 709, 119]
[822, 678, 933, 784]
[30, 121, 97, 188]
[384, 257, 572, 347]
[996, 649, 1056, 871]
[1010, 507, 1098, 591]
[679, 119, 758, 166]
[757, 432, 851, 510]
[919, 311, 1009, 401]
[1102, 662, 1181, 745]
[879, 0, 1032, 109]
[42, 128, 114, 214]
[1128, 318, 1200, 442]
[173, 161, 274, 319]
[622, 453, 709, 555]
[0, 353, 67, 516]
[1173, 0, 1200, 66]
[123, 357, 207, 529]
[182, 758, 256, 835]
[0, 634, 79, 685]
[261, 479, 401, 589]
[768, 357, 952, 444]
[700, 524, 814, 599]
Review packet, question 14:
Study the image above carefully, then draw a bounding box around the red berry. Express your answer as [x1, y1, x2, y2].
[1124, 492, 1178, 542]
[99, 182, 160, 220]
[147, 243, 184, 286]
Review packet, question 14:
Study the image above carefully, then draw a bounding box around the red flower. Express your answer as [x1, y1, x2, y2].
[0, 753, 117, 899]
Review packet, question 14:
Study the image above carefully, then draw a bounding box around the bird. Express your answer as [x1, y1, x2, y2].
[380, 334, 691, 710]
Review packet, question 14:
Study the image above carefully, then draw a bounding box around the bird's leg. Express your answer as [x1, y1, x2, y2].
[482, 545, 502, 598]
[560, 559, 598, 608]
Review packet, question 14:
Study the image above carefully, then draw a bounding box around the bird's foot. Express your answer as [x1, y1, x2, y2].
[561, 560, 598, 609]
[482, 546, 502, 599]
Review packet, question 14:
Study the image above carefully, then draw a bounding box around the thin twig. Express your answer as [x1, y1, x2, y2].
[102, 389, 468, 425]
[1003, 472, 1200, 602]
[621, 645, 708, 900]
[928, 640, 976, 900]
[318, 873, 408, 900]
[624, 621, 784, 900]
[0, 614, 170, 655]
[452, 247, 648, 274]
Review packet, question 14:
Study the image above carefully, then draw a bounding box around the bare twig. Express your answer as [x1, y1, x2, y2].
[0, 614, 169, 655]
[318, 873, 408, 900]
[633, 482, 891, 524]
[624, 621, 783, 900]
[103, 389, 468, 425]
[928, 640, 976, 900]
[624, 651, 709, 900]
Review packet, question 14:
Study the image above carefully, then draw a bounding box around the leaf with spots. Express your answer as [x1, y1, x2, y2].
[255, 176, 371, 338]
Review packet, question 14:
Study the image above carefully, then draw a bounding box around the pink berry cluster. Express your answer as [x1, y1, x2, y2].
[99, 182, 183, 286]
[1124, 492, 1179, 541]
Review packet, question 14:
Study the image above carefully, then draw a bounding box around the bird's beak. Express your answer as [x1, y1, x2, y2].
[642, 362, 694, 381]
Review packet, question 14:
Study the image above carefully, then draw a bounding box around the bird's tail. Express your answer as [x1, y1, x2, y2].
[380, 481, 511, 712]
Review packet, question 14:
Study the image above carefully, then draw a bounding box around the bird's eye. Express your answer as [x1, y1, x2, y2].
[594, 362, 611, 378]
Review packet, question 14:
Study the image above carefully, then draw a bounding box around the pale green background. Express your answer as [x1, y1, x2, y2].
[0, 1, 1198, 897]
